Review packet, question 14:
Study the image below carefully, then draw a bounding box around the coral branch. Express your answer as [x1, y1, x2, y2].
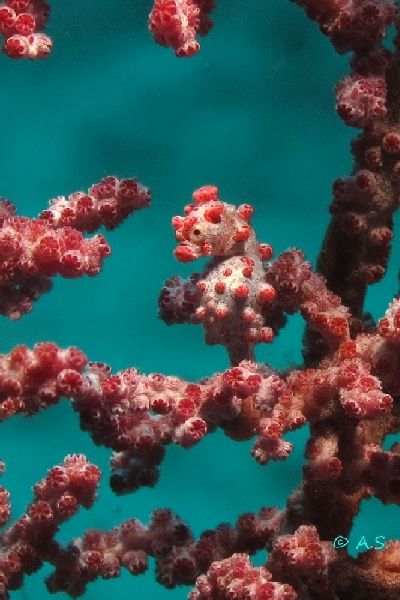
[317, 50, 400, 321]
[47, 506, 285, 597]
[149, 0, 214, 57]
[0, 292, 395, 494]
[190, 554, 296, 600]
[39, 176, 150, 233]
[0, 455, 100, 599]
[267, 525, 337, 598]
[290, 0, 397, 53]
[0, 177, 150, 319]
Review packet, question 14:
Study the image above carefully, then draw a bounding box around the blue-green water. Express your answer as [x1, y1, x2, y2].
[0, 2, 400, 598]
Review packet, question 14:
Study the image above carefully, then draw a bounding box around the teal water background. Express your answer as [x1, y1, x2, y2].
[1, 1, 400, 598]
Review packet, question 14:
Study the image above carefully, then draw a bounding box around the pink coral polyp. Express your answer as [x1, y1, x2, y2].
[149, 0, 214, 57]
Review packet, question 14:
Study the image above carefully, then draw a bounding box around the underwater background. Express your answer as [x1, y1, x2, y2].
[1, 1, 400, 598]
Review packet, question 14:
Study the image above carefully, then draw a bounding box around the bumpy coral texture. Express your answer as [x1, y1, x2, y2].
[149, 0, 214, 56]
[0, 181, 398, 597]
[1, 1, 400, 600]
[291, 0, 397, 53]
[0, 455, 100, 597]
[0, 0, 51, 58]
[189, 553, 296, 600]
[0, 177, 150, 319]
